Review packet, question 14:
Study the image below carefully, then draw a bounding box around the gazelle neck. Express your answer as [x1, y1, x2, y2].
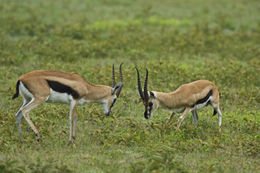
[84, 82, 112, 102]
[154, 91, 180, 109]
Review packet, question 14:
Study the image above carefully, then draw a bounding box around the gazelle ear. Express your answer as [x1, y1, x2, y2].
[111, 82, 122, 95]
[149, 91, 156, 98]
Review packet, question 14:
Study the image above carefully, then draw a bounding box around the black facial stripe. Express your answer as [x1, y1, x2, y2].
[46, 80, 80, 99]
[147, 102, 153, 113]
[110, 99, 116, 108]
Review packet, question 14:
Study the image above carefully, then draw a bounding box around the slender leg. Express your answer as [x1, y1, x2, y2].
[16, 111, 24, 141]
[16, 98, 30, 141]
[191, 110, 199, 125]
[72, 109, 78, 140]
[69, 100, 77, 142]
[176, 107, 191, 130]
[167, 112, 175, 123]
[210, 100, 222, 132]
[217, 108, 222, 132]
[21, 98, 45, 141]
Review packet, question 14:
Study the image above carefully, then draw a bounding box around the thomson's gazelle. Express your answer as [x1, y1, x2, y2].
[12, 64, 123, 142]
[135, 67, 222, 131]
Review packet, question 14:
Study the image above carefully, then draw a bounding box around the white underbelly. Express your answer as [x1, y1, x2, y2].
[171, 107, 185, 113]
[162, 106, 185, 113]
[46, 89, 73, 104]
[194, 103, 207, 109]
[78, 98, 104, 105]
[78, 98, 88, 105]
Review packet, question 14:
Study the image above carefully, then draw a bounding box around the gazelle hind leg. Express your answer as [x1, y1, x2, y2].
[210, 97, 222, 132]
[21, 97, 46, 141]
[217, 108, 222, 130]
[72, 109, 78, 139]
[211, 87, 222, 131]
[191, 110, 199, 125]
[16, 98, 30, 141]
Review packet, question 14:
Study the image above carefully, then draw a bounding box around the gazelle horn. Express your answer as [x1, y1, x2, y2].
[136, 67, 145, 101]
[116, 63, 123, 97]
[112, 64, 115, 87]
[143, 69, 149, 102]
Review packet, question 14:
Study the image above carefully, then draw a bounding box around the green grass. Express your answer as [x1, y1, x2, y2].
[0, 0, 259, 172]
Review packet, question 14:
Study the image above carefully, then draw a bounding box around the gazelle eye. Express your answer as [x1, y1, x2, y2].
[149, 102, 153, 107]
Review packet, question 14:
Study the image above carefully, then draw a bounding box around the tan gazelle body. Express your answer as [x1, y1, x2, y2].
[12, 64, 123, 142]
[136, 67, 222, 131]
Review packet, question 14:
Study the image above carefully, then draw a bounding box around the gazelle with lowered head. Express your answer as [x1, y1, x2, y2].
[135, 67, 222, 131]
[12, 64, 123, 142]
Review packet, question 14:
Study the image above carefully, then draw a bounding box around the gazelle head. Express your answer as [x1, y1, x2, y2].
[103, 63, 123, 116]
[136, 67, 159, 119]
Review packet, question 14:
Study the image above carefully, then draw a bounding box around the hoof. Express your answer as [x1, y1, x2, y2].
[68, 140, 74, 145]
[19, 137, 24, 143]
[36, 134, 40, 142]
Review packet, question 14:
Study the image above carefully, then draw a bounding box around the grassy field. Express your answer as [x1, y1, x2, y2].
[0, 0, 259, 172]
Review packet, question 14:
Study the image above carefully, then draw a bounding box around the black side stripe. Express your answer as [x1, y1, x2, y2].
[46, 80, 80, 99]
[193, 89, 213, 106]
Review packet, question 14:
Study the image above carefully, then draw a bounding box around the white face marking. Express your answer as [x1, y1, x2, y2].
[46, 89, 73, 104]
[102, 100, 109, 115]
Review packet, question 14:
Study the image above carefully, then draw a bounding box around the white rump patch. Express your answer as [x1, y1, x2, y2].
[161, 105, 185, 113]
[19, 82, 34, 99]
[171, 107, 185, 113]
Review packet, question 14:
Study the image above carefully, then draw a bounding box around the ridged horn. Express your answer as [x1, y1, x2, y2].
[112, 64, 115, 87]
[116, 63, 123, 97]
[136, 67, 145, 101]
[143, 69, 149, 102]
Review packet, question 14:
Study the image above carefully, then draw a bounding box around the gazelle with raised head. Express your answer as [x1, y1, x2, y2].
[12, 64, 123, 142]
[135, 67, 222, 131]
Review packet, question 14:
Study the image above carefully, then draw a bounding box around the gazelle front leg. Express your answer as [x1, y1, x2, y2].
[20, 98, 45, 141]
[176, 107, 191, 130]
[72, 109, 78, 140]
[167, 112, 175, 123]
[69, 100, 78, 142]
